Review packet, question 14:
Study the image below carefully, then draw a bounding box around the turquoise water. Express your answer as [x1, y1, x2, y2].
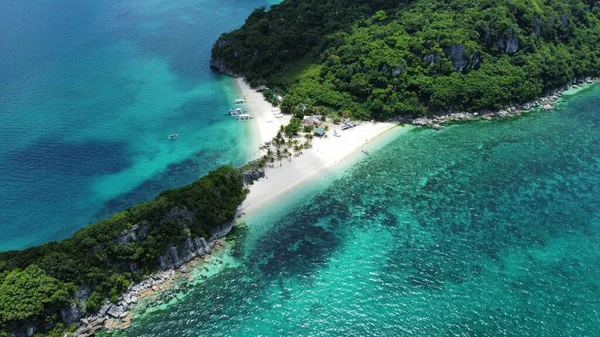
[117, 86, 600, 336]
[0, 0, 273, 251]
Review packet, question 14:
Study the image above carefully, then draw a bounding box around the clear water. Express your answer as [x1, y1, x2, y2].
[0, 0, 273, 251]
[116, 86, 600, 336]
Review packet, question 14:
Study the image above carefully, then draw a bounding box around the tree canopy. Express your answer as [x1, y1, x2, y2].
[212, 0, 600, 118]
[0, 166, 246, 334]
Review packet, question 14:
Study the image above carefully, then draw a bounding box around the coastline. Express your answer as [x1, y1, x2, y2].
[234, 78, 291, 161]
[411, 77, 600, 128]
[75, 78, 600, 336]
[234, 77, 400, 216]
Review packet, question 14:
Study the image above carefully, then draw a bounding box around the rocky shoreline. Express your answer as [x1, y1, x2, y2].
[73, 237, 230, 337]
[409, 77, 599, 129]
[65, 78, 598, 337]
[68, 167, 264, 337]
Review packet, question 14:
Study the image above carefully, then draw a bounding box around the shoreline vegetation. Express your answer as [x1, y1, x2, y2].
[5, 0, 600, 335]
[211, 0, 600, 119]
[98, 74, 598, 336]
[0, 68, 597, 337]
[0, 166, 249, 337]
[2, 65, 598, 337]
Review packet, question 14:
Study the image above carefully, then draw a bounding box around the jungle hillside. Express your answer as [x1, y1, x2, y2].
[211, 0, 600, 119]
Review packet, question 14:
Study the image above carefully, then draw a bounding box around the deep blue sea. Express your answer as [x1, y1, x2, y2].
[0, 0, 276, 251]
[113, 86, 600, 336]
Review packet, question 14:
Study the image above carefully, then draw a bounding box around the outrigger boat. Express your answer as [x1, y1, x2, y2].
[228, 108, 244, 117]
[168, 133, 179, 140]
[361, 148, 370, 155]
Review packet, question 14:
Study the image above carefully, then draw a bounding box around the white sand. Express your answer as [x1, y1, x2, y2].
[236, 78, 291, 159]
[236, 78, 398, 216]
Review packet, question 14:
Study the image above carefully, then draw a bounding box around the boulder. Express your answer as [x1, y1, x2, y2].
[107, 305, 125, 318]
[412, 118, 431, 126]
[26, 325, 35, 337]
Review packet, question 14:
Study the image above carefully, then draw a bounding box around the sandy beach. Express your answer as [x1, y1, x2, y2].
[235, 78, 399, 216]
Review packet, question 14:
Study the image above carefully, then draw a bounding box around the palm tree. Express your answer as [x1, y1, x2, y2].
[273, 136, 283, 151]
[258, 157, 267, 169]
[293, 144, 301, 156]
[283, 148, 291, 162]
[276, 149, 283, 167]
[268, 155, 275, 167]
[286, 137, 294, 149]
[305, 133, 313, 147]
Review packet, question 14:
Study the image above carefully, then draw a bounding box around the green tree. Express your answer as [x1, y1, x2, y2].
[0, 265, 75, 324]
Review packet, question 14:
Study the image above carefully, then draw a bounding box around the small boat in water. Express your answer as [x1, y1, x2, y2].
[228, 108, 244, 117]
[361, 148, 370, 155]
[168, 133, 179, 140]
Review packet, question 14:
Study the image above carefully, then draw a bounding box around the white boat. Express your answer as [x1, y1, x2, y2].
[228, 108, 244, 117]
[333, 130, 341, 137]
[168, 133, 179, 140]
[234, 98, 245, 104]
[361, 149, 370, 155]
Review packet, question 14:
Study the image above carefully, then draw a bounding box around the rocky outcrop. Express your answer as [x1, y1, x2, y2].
[443, 45, 479, 72]
[381, 63, 404, 77]
[410, 77, 599, 128]
[240, 166, 265, 185]
[445, 44, 468, 72]
[61, 287, 91, 323]
[113, 223, 148, 245]
[533, 18, 542, 37]
[158, 221, 234, 270]
[497, 28, 519, 54]
[210, 39, 242, 77]
[159, 237, 211, 270]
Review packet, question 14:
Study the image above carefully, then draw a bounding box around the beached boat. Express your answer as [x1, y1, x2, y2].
[228, 108, 244, 117]
[333, 130, 341, 137]
[341, 122, 357, 130]
[168, 133, 179, 140]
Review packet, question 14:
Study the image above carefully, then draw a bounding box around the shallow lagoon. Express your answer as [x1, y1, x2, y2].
[0, 0, 273, 250]
[118, 86, 600, 336]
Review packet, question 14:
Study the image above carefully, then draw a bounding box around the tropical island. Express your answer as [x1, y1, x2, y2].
[211, 0, 600, 119]
[3, 0, 600, 336]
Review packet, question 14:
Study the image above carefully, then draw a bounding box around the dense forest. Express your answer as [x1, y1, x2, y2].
[0, 166, 246, 336]
[211, 0, 600, 119]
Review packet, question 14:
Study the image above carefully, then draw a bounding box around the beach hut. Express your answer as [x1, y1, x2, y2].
[313, 127, 326, 137]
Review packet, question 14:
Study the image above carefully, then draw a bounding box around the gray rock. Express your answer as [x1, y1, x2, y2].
[412, 118, 431, 126]
[107, 305, 125, 318]
[423, 54, 436, 65]
[497, 28, 519, 54]
[26, 325, 35, 337]
[444, 44, 468, 72]
[60, 303, 81, 323]
[560, 14, 569, 28]
[533, 18, 541, 37]
[241, 167, 265, 185]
